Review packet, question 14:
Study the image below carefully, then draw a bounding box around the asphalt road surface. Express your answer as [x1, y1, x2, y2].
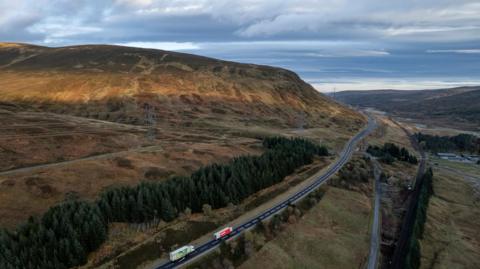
[155, 116, 377, 269]
[366, 157, 382, 269]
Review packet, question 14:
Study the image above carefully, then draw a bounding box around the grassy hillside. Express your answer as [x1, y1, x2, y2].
[238, 157, 373, 269]
[419, 162, 480, 269]
[335, 87, 480, 130]
[0, 42, 365, 229]
[0, 42, 363, 129]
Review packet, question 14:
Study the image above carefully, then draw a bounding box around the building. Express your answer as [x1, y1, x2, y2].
[437, 152, 474, 163]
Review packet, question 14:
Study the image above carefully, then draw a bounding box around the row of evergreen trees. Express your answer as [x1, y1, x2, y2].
[414, 132, 480, 153]
[0, 137, 327, 269]
[97, 137, 328, 223]
[367, 143, 418, 164]
[0, 201, 107, 269]
[405, 168, 434, 269]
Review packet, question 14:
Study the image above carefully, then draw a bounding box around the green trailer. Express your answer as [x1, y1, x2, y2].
[169, 245, 195, 261]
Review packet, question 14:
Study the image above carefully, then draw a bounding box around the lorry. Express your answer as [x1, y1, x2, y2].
[169, 245, 195, 262]
[214, 227, 233, 239]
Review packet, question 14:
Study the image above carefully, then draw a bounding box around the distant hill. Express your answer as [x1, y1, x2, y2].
[0, 42, 363, 129]
[335, 87, 480, 130]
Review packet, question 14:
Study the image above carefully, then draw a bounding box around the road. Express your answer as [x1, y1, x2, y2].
[366, 157, 382, 269]
[154, 115, 377, 269]
[0, 145, 163, 178]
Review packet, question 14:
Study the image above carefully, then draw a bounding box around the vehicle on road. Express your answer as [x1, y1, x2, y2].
[214, 227, 233, 239]
[169, 245, 195, 262]
[156, 116, 376, 269]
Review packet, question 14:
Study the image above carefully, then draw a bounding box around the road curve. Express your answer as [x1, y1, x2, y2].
[155, 116, 377, 269]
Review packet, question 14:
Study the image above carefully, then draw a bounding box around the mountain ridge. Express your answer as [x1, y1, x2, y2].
[335, 86, 480, 130]
[0, 42, 364, 128]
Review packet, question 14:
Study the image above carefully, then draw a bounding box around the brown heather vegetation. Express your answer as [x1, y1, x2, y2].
[336, 87, 480, 131]
[0, 42, 364, 231]
[0, 43, 362, 128]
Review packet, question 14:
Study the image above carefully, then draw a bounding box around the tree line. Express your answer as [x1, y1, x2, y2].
[0, 201, 107, 269]
[405, 168, 434, 269]
[414, 132, 480, 153]
[0, 137, 327, 269]
[367, 143, 418, 164]
[98, 137, 328, 223]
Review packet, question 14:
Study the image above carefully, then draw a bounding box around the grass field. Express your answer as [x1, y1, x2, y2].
[419, 166, 480, 269]
[366, 115, 418, 156]
[238, 184, 372, 269]
[430, 155, 480, 176]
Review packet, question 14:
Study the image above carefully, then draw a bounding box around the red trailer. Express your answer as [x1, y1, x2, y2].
[213, 227, 233, 239]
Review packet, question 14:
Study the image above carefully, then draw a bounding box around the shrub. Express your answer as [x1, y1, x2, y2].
[144, 167, 169, 180]
[115, 157, 134, 169]
[367, 143, 417, 165]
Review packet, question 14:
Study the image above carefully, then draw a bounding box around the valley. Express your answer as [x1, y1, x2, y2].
[1, 2, 479, 269]
[335, 87, 480, 131]
[0, 43, 370, 269]
[335, 89, 480, 269]
[1, 43, 477, 269]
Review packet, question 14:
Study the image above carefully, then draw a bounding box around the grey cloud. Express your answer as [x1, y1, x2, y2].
[1, 0, 479, 44]
[427, 49, 480, 54]
[1, 0, 480, 91]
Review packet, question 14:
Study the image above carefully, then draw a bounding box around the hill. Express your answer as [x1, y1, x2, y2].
[335, 87, 480, 130]
[0, 43, 365, 228]
[0, 42, 362, 128]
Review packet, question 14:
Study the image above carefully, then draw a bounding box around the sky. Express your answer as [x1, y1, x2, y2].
[1, 0, 480, 91]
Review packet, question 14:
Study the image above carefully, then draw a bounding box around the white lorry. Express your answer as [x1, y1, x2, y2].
[169, 245, 195, 262]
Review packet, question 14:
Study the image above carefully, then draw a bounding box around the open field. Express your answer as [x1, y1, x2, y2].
[366, 113, 418, 156]
[400, 120, 480, 138]
[0, 110, 149, 171]
[0, 106, 360, 229]
[0, 109, 264, 228]
[238, 181, 372, 269]
[430, 155, 480, 176]
[419, 162, 480, 269]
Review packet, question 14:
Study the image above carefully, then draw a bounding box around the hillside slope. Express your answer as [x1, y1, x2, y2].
[335, 87, 480, 130]
[0, 42, 363, 128]
[0, 43, 365, 228]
